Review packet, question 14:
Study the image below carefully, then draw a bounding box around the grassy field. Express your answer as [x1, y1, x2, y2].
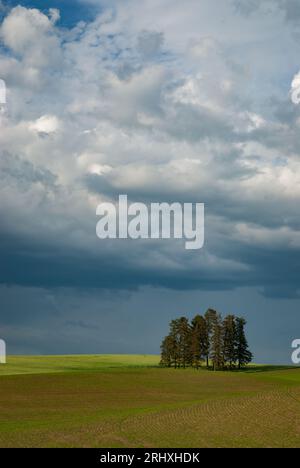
[0, 355, 300, 448]
[0, 354, 160, 376]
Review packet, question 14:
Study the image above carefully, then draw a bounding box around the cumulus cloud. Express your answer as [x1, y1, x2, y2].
[0, 0, 300, 303]
[0, 6, 60, 63]
[29, 114, 60, 135]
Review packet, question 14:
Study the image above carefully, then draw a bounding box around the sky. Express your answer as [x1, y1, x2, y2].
[0, 0, 300, 363]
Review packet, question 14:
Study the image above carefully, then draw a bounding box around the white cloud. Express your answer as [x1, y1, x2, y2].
[290, 71, 300, 104]
[1, 6, 54, 52]
[29, 115, 60, 134]
[0, 6, 61, 72]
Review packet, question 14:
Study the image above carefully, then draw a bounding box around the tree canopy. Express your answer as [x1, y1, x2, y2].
[160, 310, 253, 370]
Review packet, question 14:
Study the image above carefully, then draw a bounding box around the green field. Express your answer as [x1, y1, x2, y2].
[0, 355, 299, 448]
[0, 354, 160, 376]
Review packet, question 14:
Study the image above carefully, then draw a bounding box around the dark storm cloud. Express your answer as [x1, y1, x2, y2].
[1, 207, 300, 299]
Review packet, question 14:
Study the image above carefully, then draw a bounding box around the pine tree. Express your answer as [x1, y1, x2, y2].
[235, 317, 253, 369]
[222, 315, 237, 369]
[190, 315, 209, 369]
[211, 313, 224, 370]
[204, 308, 218, 368]
[160, 335, 176, 367]
[176, 317, 191, 369]
[169, 319, 180, 368]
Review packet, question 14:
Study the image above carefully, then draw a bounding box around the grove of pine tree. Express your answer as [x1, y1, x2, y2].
[160, 309, 253, 370]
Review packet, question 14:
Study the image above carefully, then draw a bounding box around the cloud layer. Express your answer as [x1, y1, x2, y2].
[1, 1, 300, 357]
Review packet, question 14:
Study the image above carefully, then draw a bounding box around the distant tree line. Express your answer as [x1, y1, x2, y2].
[160, 309, 253, 370]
